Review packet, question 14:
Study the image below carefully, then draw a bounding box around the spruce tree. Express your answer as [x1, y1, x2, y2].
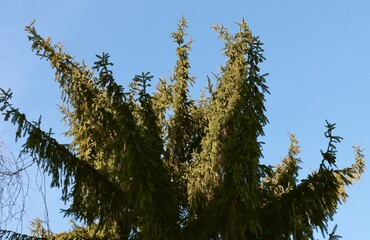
[0, 18, 365, 240]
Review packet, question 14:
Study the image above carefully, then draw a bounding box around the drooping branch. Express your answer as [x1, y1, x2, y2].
[5, 22, 181, 237]
[0, 229, 45, 240]
[260, 127, 365, 239]
[0, 88, 131, 233]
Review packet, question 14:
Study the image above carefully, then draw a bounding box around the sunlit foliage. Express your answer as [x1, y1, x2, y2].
[0, 18, 365, 239]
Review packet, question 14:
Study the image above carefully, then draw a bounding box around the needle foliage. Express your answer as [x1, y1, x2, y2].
[0, 18, 365, 240]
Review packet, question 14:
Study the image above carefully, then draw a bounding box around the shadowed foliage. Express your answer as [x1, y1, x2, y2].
[0, 18, 365, 239]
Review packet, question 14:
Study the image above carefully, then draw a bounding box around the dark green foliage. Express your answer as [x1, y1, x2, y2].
[0, 18, 365, 239]
[0, 230, 45, 240]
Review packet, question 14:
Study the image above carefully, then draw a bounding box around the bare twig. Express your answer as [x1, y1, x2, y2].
[0, 140, 32, 233]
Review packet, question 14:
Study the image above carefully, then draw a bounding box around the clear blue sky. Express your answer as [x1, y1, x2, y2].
[1, 1, 370, 238]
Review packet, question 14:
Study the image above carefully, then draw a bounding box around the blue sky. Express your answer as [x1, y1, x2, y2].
[1, 1, 370, 238]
